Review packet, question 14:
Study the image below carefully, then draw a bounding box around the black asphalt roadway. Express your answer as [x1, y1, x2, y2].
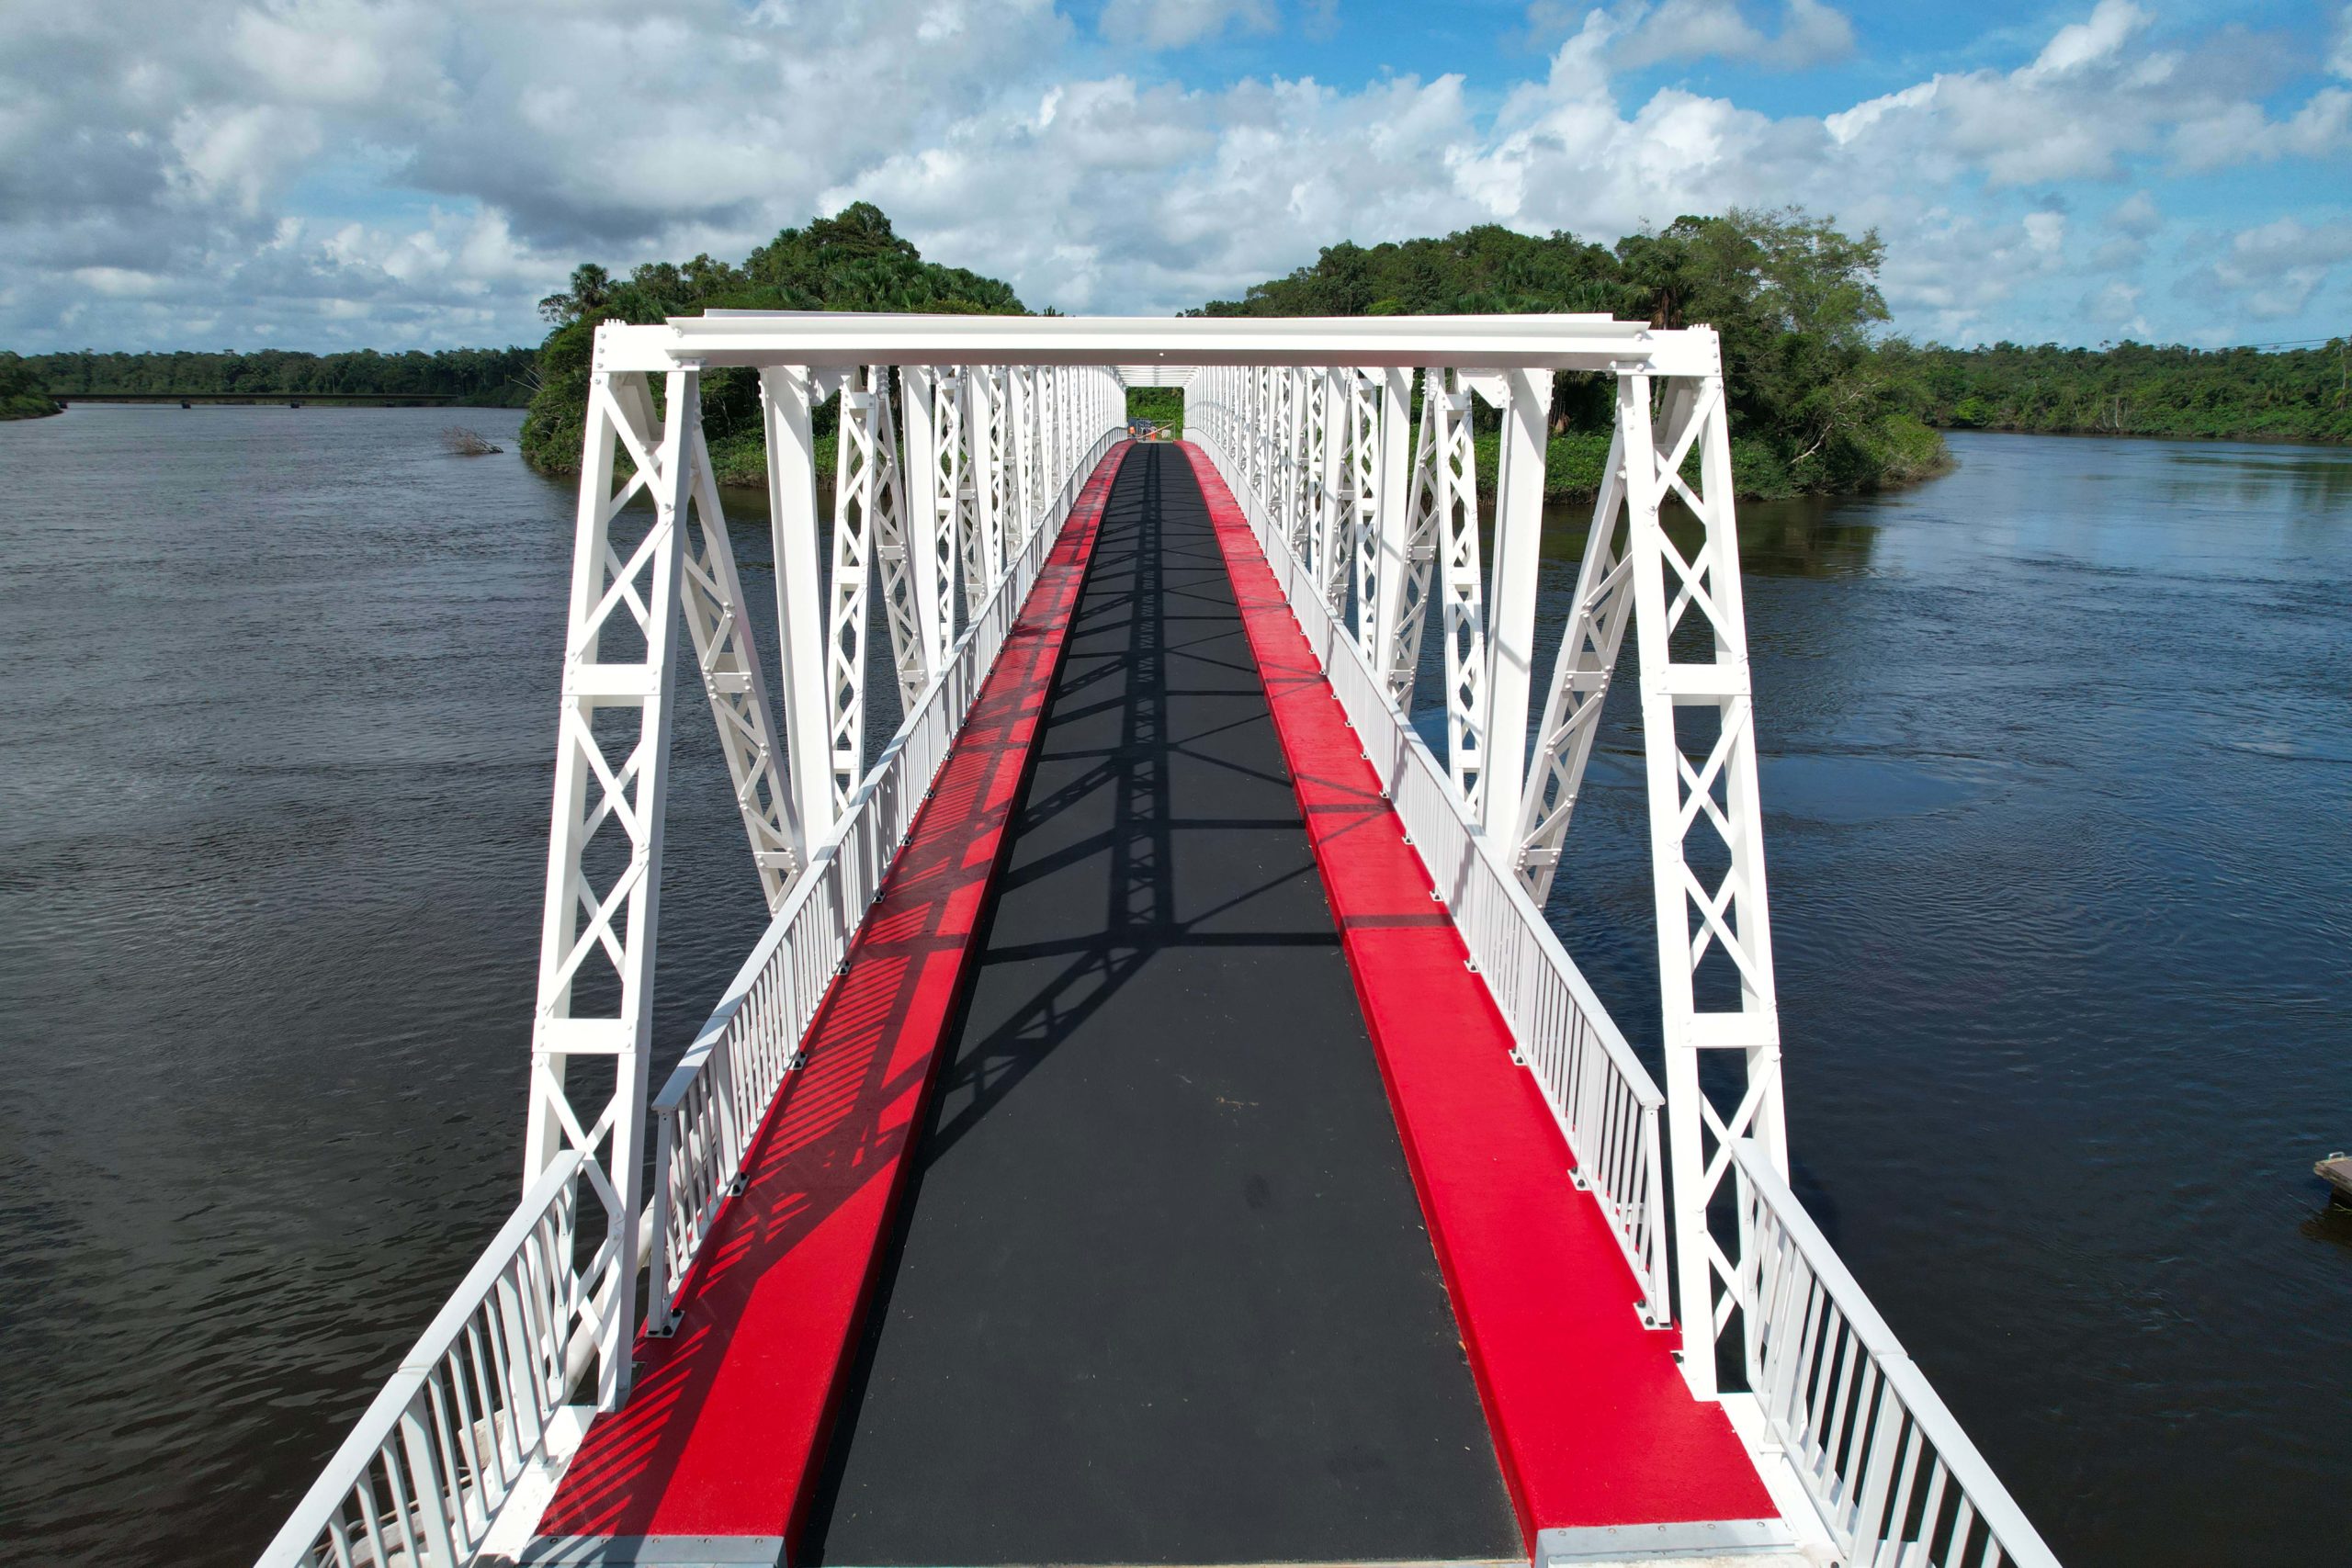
[800, 445, 1518, 1566]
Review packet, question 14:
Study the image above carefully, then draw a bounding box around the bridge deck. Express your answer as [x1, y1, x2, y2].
[801, 445, 1518, 1565]
[528, 443, 1776, 1568]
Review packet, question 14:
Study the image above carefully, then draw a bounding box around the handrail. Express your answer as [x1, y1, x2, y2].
[1191, 418, 1671, 1324]
[256, 1150, 597, 1568]
[645, 424, 1125, 1327]
[256, 427, 1124, 1568]
[1733, 1142, 2062, 1568]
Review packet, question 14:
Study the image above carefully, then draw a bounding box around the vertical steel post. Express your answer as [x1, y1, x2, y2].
[1368, 367, 1416, 686]
[899, 367, 951, 680]
[1480, 367, 1550, 835]
[761, 366, 837, 849]
[1432, 369, 1489, 810]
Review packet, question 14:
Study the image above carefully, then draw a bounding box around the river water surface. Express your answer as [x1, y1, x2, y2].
[0, 410, 2346, 1565]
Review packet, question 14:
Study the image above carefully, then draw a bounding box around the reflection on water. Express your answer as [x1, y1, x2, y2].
[0, 417, 2346, 1568]
[2158, 445, 2352, 512]
[2301, 1200, 2352, 1253]
[1541, 489, 1889, 581]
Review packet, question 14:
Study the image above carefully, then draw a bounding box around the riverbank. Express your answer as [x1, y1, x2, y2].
[2, 346, 536, 412]
[1477, 421, 1953, 504]
[1903, 339, 2352, 446]
[0, 358, 60, 418]
[1928, 418, 2350, 447]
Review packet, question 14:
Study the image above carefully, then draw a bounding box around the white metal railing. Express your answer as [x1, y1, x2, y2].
[1735, 1142, 2062, 1568]
[1193, 423, 1671, 1324]
[256, 1151, 600, 1568]
[645, 426, 1123, 1326]
[258, 427, 1122, 1568]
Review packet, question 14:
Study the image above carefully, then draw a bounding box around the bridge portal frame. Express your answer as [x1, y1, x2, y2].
[545, 311, 1790, 1404]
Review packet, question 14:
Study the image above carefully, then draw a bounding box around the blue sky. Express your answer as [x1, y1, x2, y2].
[1, 0, 2346, 352]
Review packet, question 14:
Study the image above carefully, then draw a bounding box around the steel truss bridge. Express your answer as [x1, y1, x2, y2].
[257, 314, 2061, 1568]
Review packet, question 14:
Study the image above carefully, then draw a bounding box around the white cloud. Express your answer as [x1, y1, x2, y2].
[2020, 0, 2148, 80]
[2188, 216, 2352, 321]
[2106, 190, 2160, 238]
[1594, 0, 1855, 72]
[2332, 4, 2352, 80]
[1099, 0, 1276, 51]
[0, 0, 2346, 350]
[2170, 87, 2352, 171]
[2084, 279, 2149, 336]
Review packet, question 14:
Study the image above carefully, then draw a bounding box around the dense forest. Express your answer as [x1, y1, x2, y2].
[1896, 340, 2350, 444]
[3, 346, 537, 408]
[0, 355, 61, 419]
[522, 202, 1023, 482]
[1193, 210, 1948, 501]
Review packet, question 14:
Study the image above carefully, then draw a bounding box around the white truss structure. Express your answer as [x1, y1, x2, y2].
[523, 356, 696, 1412]
[267, 312, 2058, 1568]
[1185, 329, 1781, 1393]
[524, 326, 1123, 1412]
[832, 365, 922, 792]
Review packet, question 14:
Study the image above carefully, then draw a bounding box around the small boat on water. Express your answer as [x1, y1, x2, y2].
[2320, 1152, 2352, 1205]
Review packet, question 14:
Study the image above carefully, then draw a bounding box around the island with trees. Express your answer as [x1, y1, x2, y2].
[0, 345, 538, 416]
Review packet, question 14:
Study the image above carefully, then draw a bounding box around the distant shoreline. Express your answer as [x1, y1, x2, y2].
[1935, 423, 2349, 449]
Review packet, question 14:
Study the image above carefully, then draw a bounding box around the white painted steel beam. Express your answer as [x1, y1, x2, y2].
[597, 312, 1712, 375]
[1480, 367, 1551, 836]
[526, 359, 696, 1408]
[759, 366, 836, 854]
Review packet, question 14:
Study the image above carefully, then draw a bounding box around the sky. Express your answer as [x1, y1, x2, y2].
[1, 0, 2347, 354]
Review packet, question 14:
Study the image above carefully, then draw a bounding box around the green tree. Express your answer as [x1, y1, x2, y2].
[0, 353, 62, 419]
[1193, 208, 1948, 498]
[518, 203, 1029, 482]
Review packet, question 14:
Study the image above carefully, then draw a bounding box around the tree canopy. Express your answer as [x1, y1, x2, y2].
[1896, 338, 2351, 445]
[1195, 209, 1948, 498]
[522, 202, 1025, 478]
[3, 346, 535, 407]
[0, 353, 62, 419]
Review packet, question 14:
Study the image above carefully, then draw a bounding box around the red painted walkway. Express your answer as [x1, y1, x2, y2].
[526, 453, 1120, 1566]
[1177, 443, 1781, 1546]
[523, 441, 1781, 1567]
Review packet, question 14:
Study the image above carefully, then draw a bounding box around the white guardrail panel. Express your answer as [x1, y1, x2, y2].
[1192, 423, 1671, 1325]
[645, 427, 1123, 1327]
[256, 1150, 598, 1568]
[1735, 1141, 2061, 1568]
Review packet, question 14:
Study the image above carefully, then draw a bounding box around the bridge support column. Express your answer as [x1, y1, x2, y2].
[760, 365, 840, 854]
[526, 344, 703, 1408]
[1513, 339, 1787, 1396]
[1479, 367, 1551, 837]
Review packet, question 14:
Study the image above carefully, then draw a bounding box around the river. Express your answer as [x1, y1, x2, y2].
[0, 408, 2345, 1565]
